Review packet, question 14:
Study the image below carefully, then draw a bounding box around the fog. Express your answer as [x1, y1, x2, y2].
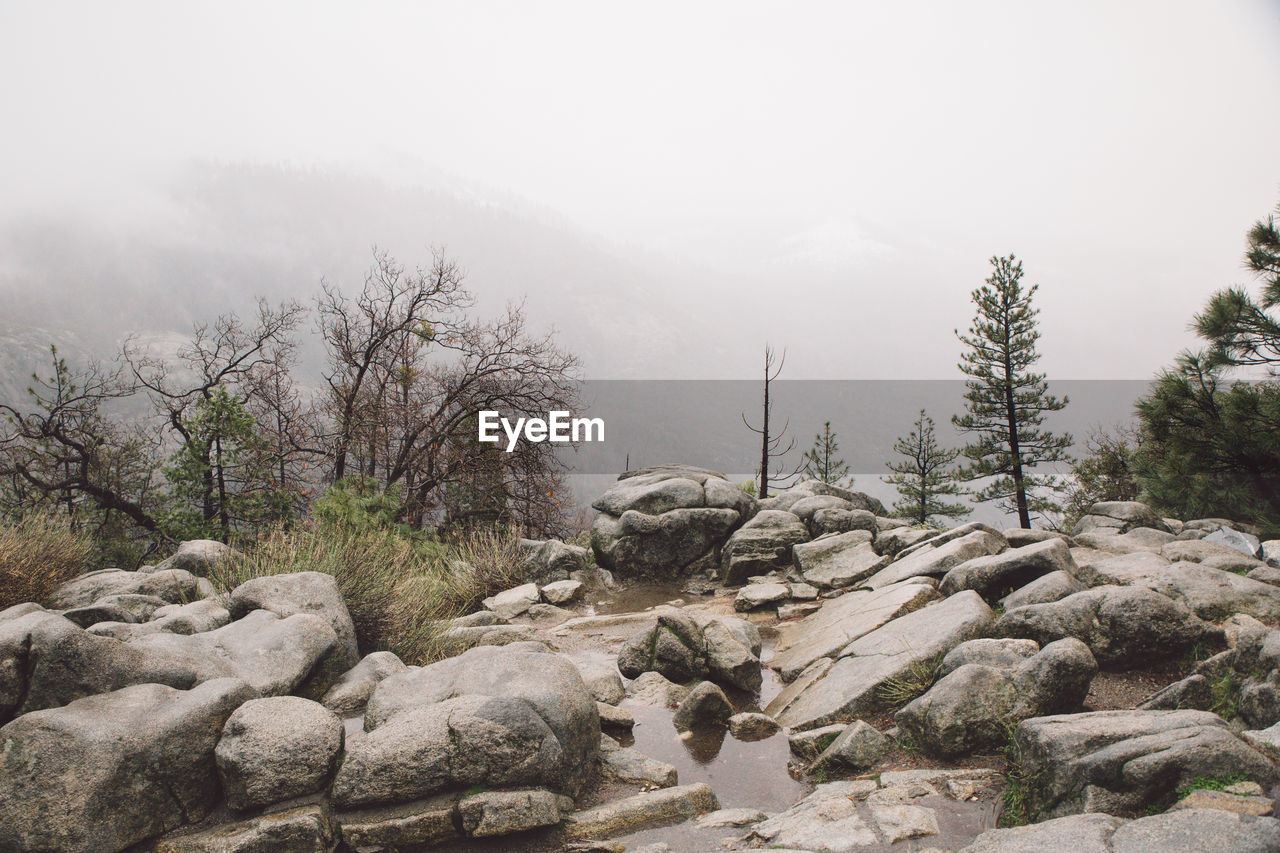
[2, 1, 1279, 381]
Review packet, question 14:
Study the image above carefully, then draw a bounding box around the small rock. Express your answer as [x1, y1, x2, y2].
[728, 712, 780, 741]
[811, 720, 890, 771]
[541, 579, 585, 604]
[777, 601, 823, 620]
[600, 737, 678, 787]
[458, 788, 566, 837]
[525, 602, 573, 623]
[215, 696, 344, 811]
[629, 671, 691, 707]
[482, 583, 541, 620]
[734, 582, 791, 612]
[597, 701, 635, 730]
[789, 582, 819, 601]
[672, 681, 734, 731]
[788, 724, 847, 760]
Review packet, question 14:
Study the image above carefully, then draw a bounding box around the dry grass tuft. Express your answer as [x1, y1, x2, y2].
[211, 524, 527, 665]
[0, 512, 93, 610]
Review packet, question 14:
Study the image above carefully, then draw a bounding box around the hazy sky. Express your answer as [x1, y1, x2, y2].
[2, 1, 1279, 378]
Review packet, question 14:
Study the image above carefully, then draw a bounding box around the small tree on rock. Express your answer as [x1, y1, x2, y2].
[883, 409, 968, 526]
[953, 254, 1072, 528]
[801, 421, 852, 487]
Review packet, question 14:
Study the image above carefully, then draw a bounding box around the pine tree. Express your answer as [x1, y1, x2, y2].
[801, 421, 852, 487]
[883, 409, 968, 525]
[953, 254, 1071, 528]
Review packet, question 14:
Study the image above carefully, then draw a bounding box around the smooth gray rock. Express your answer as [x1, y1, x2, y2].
[575, 658, 625, 705]
[600, 736, 678, 786]
[86, 598, 231, 640]
[874, 525, 934, 557]
[133, 609, 341, 697]
[898, 639, 1096, 757]
[811, 506, 879, 537]
[215, 696, 343, 811]
[940, 638, 1041, 676]
[154, 804, 335, 852]
[228, 571, 360, 693]
[1091, 551, 1280, 621]
[1205, 527, 1264, 558]
[520, 538, 590, 583]
[342, 644, 599, 806]
[591, 466, 753, 579]
[811, 719, 890, 770]
[1163, 538, 1264, 571]
[628, 670, 690, 707]
[749, 780, 880, 851]
[789, 724, 847, 760]
[563, 782, 719, 838]
[60, 592, 169, 627]
[2, 610, 200, 718]
[541, 578, 585, 604]
[458, 788, 567, 837]
[767, 590, 995, 731]
[616, 611, 762, 691]
[1013, 709, 1279, 818]
[940, 538, 1077, 601]
[0, 678, 256, 853]
[770, 580, 940, 682]
[333, 795, 461, 849]
[1074, 527, 1175, 555]
[721, 510, 810, 584]
[672, 680, 733, 730]
[46, 568, 204, 609]
[960, 813, 1126, 852]
[322, 650, 409, 716]
[1111, 808, 1280, 852]
[999, 570, 1086, 610]
[1074, 501, 1169, 535]
[861, 528, 1008, 590]
[481, 582, 542, 620]
[145, 539, 239, 577]
[728, 711, 780, 740]
[734, 581, 790, 611]
[793, 531, 886, 589]
[992, 585, 1223, 667]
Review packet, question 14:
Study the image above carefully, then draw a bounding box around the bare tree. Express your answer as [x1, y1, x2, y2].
[741, 344, 797, 498]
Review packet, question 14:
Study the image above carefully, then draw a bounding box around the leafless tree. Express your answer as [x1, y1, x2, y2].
[742, 344, 798, 498]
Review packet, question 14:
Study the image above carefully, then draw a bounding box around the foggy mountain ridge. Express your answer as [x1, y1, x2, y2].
[0, 160, 745, 394]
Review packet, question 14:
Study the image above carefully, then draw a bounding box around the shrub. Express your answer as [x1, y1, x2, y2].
[212, 522, 527, 665]
[0, 512, 93, 610]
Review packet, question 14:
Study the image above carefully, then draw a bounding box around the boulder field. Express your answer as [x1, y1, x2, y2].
[2, 471, 1279, 852]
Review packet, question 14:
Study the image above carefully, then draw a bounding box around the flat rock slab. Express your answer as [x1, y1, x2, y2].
[154, 804, 336, 852]
[771, 580, 939, 683]
[1014, 709, 1279, 818]
[861, 529, 1007, 590]
[766, 591, 994, 731]
[792, 532, 884, 589]
[563, 782, 718, 838]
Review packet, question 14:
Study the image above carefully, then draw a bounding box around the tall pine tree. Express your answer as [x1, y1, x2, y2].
[883, 409, 968, 525]
[801, 421, 852, 487]
[953, 255, 1071, 528]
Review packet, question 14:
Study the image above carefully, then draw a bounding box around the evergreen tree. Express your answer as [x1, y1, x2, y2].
[953, 254, 1072, 528]
[801, 421, 852, 487]
[883, 409, 968, 525]
[162, 387, 291, 541]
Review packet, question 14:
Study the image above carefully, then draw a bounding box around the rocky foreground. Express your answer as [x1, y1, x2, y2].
[3, 466, 1280, 852]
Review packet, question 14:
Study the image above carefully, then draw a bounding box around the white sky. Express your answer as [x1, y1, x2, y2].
[2, 1, 1279, 378]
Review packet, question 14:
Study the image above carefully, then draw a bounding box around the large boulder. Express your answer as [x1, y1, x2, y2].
[46, 568, 205, 609]
[770, 580, 940, 682]
[940, 538, 1079, 602]
[2, 610, 201, 719]
[992, 585, 1223, 668]
[591, 466, 754, 579]
[896, 638, 1097, 757]
[133, 609, 342, 697]
[0, 678, 256, 853]
[1012, 709, 1278, 818]
[720, 510, 810, 584]
[1073, 501, 1170, 535]
[1089, 550, 1280, 621]
[792, 531, 887, 589]
[143, 539, 239, 577]
[519, 538, 590, 584]
[616, 610, 762, 691]
[335, 644, 600, 808]
[215, 696, 344, 811]
[228, 571, 360, 692]
[766, 591, 995, 731]
[999, 570, 1087, 610]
